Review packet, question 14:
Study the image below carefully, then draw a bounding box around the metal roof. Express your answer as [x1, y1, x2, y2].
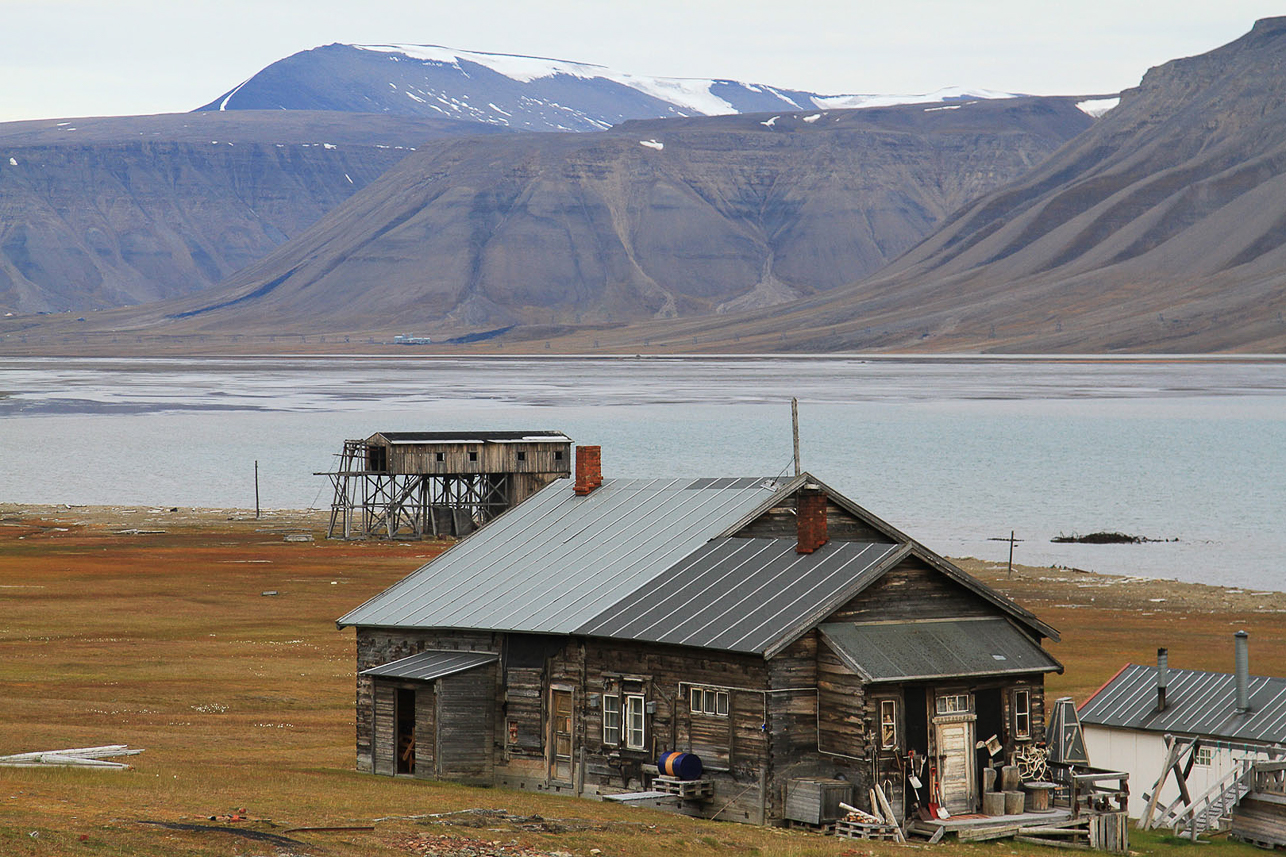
[359, 649, 498, 681]
[578, 538, 901, 655]
[1078, 664, 1286, 746]
[818, 618, 1063, 683]
[337, 476, 784, 634]
[371, 431, 571, 444]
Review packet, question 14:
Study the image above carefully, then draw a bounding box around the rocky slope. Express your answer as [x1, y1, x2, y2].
[199, 42, 1020, 132]
[107, 97, 1091, 335]
[625, 17, 1286, 353]
[0, 111, 508, 314]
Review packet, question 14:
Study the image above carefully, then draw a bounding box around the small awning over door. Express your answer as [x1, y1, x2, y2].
[819, 618, 1062, 683]
[360, 650, 498, 681]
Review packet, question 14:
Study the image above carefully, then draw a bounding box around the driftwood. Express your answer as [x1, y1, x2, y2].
[0, 744, 143, 769]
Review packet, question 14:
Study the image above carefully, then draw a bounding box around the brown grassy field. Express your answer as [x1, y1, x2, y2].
[0, 506, 1282, 857]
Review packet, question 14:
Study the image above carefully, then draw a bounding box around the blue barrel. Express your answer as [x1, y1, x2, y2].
[657, 751, 703, 780]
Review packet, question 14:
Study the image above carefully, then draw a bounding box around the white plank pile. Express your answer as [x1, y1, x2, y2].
[0, 744, 143, 769]
[835, 796, 904, 843]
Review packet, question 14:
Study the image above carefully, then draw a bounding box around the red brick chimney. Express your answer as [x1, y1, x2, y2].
[574, 445, 602, 496]
[796, 485, 828, 553]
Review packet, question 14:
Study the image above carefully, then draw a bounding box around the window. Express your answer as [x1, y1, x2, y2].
[1194, 746, 1213, 767]
[936, 693, 972, 715]
[624, 693, 646, 750]
[879, 699, 898, 750]
[602, 694, 620, 745]
[555, 450, 564, 461]
[468, 450, 478, 462]
[516, 450, 527, 462]
[689, 686, 729, 717]
[435, 452, 445, 462]
[1013, 689, 1032, 740]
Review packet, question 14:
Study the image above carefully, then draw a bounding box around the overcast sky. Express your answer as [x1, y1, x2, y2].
[1, 1, 1282, 123]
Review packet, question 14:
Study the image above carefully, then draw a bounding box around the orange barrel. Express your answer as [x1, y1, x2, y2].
[657, 751, 703, 780]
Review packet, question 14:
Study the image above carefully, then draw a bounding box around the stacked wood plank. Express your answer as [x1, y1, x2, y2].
[834, 797, 903, 843]
[652, 776, 713, 800]
[0, 745, 142, 769]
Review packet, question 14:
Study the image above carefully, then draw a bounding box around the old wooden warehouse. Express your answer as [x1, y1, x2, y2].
[337, 447, 1063, 825]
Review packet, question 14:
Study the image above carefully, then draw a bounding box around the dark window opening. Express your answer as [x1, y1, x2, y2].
[516, 450, 527, 462]
[554, 450, 564, 461]
[367, 445, 388, 473]
[469, 451, 478, 462]
[435, 452, 445, 462]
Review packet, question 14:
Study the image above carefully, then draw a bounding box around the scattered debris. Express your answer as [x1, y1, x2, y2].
[0, 744, 142, 769]
[283, 533, 314, 542]
[399, 832, 577, 857]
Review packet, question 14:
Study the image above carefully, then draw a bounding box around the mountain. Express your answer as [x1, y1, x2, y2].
[102, 97, 1091, 336]
[198, 42, 1021, 133]
[621, 16, 1286, 353]
[0, 111, 508, 314]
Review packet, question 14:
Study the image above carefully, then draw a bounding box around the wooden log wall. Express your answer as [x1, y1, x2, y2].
[373, 683, 396, 776]
[437, 665, 497, 784]
[414, 685, 437, 778]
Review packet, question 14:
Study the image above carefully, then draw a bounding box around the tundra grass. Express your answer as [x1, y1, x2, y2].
[0, 515, 1280, 856]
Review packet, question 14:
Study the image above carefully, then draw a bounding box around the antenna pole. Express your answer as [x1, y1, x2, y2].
[791, 398, 801, 477]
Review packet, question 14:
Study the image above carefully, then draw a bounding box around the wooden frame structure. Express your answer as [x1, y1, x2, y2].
[319, 431, 571, 540]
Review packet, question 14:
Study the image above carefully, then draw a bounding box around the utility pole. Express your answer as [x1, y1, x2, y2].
[1008, 530, 1016, 578]
[254, 460, 261, 520]
[791, 398, 801, 477]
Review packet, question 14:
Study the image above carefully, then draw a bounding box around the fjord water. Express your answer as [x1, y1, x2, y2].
[1, 356, 1283, 592]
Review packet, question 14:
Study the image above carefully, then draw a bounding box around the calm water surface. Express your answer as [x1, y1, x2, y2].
[1, 356, 1283, 592]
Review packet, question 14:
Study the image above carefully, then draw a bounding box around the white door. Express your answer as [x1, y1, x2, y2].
[935, 714, 977, 814]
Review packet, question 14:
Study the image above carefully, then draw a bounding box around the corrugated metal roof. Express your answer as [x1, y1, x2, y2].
[578, 538, 901, 654]
[1079, 664, 1286, 746]
[337, 476, 783, 634]
[372, 430, 571, 444]
[818, 618, 1063, 683]
[359, 649, 498, 681]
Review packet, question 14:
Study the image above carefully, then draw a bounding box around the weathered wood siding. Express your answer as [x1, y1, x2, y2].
[438, 664, 496, 784]
[414, 684, 436, 778]
[737, 498, 888, 542]
[373, 439, 570, 477]
[373, 683, 396, 776]
[828, 556, 995, 622]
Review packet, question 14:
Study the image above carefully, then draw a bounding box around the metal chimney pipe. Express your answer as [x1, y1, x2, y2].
[1156, 647, 1169, 712]
[1235, 631, 1251, 713]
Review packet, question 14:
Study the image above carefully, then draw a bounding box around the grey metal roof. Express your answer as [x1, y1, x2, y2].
[818, 618, 1063, 683]
[371, 431, 570, 444]
[360, 649, 498, 681]
[337, 476, 784, 634]
[578, 538, 902, 655]
[1078, 664, 1286, 746]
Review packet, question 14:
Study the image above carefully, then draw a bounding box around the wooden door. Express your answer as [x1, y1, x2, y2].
[934, 714, 977, 814]
[549, 688, 574, 784]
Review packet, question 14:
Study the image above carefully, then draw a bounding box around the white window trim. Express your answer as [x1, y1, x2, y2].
[624, 693, 646, 751]
[689, 685, 730, 718]
[879, 698, 899, 750]
[602, 693, 620, 746]
[1013, 688, 1032, 740]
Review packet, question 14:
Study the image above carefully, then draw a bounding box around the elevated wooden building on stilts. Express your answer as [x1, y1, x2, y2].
[319, 431, 572, 540]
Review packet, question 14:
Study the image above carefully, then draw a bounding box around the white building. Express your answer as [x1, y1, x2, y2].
[1078, 633, 1286, 820]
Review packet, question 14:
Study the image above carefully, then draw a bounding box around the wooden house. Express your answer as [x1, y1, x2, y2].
[338, 446, 1062, 825]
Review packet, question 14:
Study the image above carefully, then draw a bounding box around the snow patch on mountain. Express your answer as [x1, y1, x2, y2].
[815, 85, 1022, 110]
[1076, 97, 1120, 117]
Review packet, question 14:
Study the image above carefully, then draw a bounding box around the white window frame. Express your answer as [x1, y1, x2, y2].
[689, 685, 729, 718]
[602, 693, 620, 746]
[1013, 688, 1032, 740]
[935, 693, 972, 715]
[879, 698, 899, 750]
[624, 693, 646, 750]
[1194, 746, 1213, 767]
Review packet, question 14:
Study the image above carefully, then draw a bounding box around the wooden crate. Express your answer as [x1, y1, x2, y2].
[784, 777, 854, 825]
[653, 776, 714, 801]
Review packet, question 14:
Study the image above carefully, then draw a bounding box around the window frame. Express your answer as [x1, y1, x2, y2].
[623, 693, 647, 750]
[935, 692, 973, 715]
[689, 685, 730, 718]
[878, 698, 899, 750]
[602, 693, 621, 746]
[1013, 688, 1032, 740]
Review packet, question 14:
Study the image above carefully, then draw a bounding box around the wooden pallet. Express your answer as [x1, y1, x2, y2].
[835, 819, 900, 841]
[652, 776, 714, 801]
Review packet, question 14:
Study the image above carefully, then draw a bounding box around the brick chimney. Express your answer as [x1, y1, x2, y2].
[574, 445, 602, 496]
[796, 485, 828, 554]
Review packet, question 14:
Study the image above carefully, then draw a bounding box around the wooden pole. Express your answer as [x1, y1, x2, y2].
[1008, 530, 1015, 578]
[791, 398, 801, 477]
[255, 460, 261, 519]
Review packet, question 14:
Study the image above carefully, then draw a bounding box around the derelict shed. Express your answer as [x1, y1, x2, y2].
[338, 447, 1062, 827]
[320, 430, 572, 540]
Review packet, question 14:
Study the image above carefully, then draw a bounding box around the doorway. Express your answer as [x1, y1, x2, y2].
[933, 691, 976, 814]
[549, 688, 574, 784]
[396, 687, 416, 775]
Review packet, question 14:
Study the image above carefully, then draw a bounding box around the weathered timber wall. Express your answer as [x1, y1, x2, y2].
[376, 440, 570, 477]
[737, 497, 889, 542]
[828, 555, 995, 622]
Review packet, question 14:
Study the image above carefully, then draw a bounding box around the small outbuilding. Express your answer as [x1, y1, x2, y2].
[1079, 634, 1286, 836]
[338, 446, 1062, 826]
